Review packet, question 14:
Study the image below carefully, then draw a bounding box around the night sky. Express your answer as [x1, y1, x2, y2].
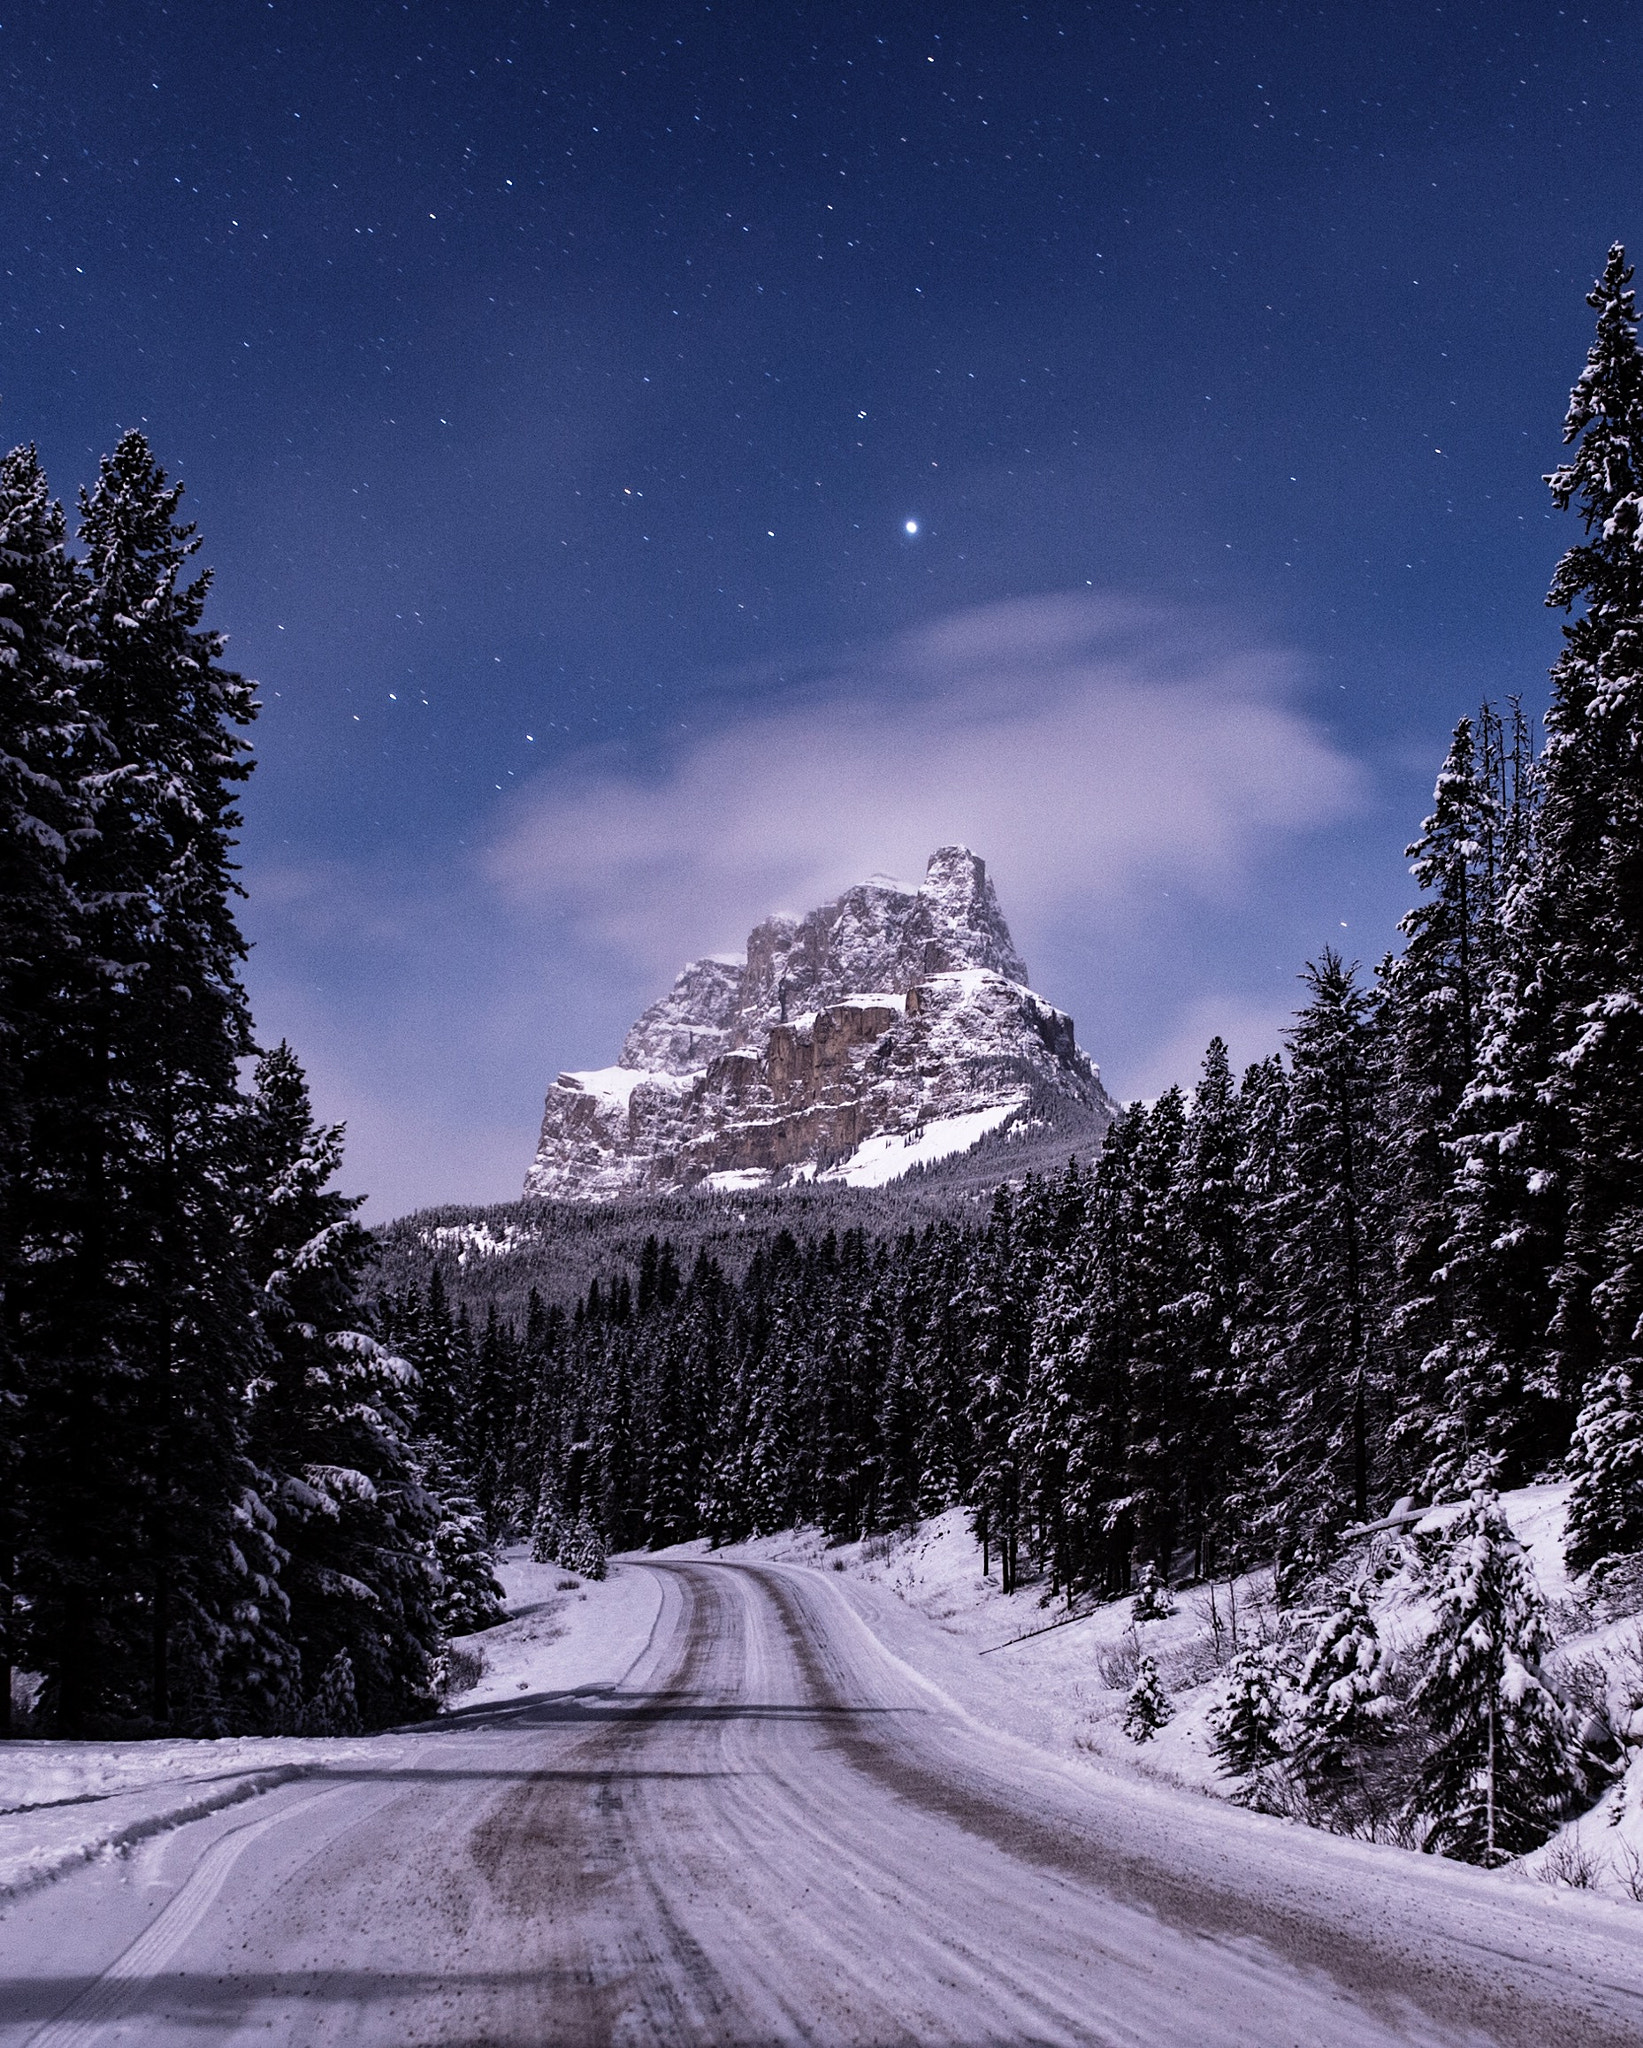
[5, 2, 1638, 1215]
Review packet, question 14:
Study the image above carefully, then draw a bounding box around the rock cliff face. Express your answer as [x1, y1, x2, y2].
[525, 847, 1112, 1201]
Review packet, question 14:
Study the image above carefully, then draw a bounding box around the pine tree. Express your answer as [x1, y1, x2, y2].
[1118, 1091, 1192, 1582]
[1123, 1652, 1173, 1741]
[1257, 954, 1393, 1589]
[1167, 1038, 1249, 1579]
[1381, 711, 1513, 1479]
[1410, 1491, 1582, 1864]
[1564, 1358, 1643, 1581]
[1208, 1644, 1291, 1779]
[1290, 1582, 1394, 1793]
[0, 445, 86, 1733]
[298, 1648, 361, 1737]
[1223, 1057, 1292, 1567]
[241, 1043, 441, 1728]
[428, 1454, 507, 1636]
[558, 1513, 608, 1580]
[23, 434, 266, 1732]
[1534, 245, 1643, 1483]
[1131, 1562, 1175, 1622]
[1438, 247, 1643, 1497]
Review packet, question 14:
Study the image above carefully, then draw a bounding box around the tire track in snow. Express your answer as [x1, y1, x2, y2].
[737, 1559, 1643, 2048]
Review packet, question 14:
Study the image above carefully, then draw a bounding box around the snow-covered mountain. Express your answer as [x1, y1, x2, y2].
[525, 846, 1113, 1201]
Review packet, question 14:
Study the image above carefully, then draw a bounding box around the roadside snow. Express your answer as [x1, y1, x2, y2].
[668, 1484, 1643, 1904]
[0, 1550, 659, 1902]
[440, 1548, 662, 1708]
[0, 1736, 386, 1901]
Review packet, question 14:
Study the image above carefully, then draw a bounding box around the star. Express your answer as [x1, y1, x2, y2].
[903, 518, 919, 536]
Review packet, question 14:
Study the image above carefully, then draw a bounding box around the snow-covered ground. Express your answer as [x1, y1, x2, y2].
[0, 1549, 659, 1904]
[9, 1533, 1643, 2043]
[663, 1485, 1643, 1905]
[0, 1733, 389, 1902]
[439, 1546, 662, 1708]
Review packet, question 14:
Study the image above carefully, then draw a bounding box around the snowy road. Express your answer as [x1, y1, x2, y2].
[6, 1558, 1643, 2046]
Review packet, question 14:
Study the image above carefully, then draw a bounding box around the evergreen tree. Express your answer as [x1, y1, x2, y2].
[966, 1187, 1029, 1586]
[1438, 247, 1643, 1496]
[1290, 1582, 1394, 1794]
[1208, 1645, 1291, 1779]
[1167, 1039, 1249, 1579]
[427, 1454, 507, 1636]
[241, 1043, 441, 1728]
[557, 1513, 608, 1580]
[1535, 245, 1643, 1479]
[1122, 1653, 1173, 1741]
[1564, 1358, 1643, 1581]
[1131, 1562, 1175, 1622]
[1410, 1492, 1582, 1863]
[1222, 1057, 1293, 1568]
[1381, 711, 1513, 1476]
[1257, 954, 1392, 1589]
[0, 445, 85, 1732]
[298, 1648, 361, 1737]
[23, 434, 265, 1732]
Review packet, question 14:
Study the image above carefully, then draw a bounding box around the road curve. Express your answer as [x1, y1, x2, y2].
[5, 1557, 1643, 2046]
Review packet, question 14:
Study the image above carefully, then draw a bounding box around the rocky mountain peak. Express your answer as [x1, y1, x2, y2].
[527, 848, 1110, 1201]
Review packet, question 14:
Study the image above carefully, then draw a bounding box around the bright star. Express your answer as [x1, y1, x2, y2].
[904, 518, 919, 536]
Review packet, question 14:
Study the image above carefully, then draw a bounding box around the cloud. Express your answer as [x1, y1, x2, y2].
[485, 591, 1367, 985]
[244, 590, 1381, 1219]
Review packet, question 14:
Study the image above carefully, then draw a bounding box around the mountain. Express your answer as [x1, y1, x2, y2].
[524, 847, 1113, 1201]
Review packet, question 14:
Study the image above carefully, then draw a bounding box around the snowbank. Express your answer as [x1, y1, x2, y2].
[438, 1547, 662, 1709]
[0, 1737, 385, 1901]
[0, 1549, 659, 1902]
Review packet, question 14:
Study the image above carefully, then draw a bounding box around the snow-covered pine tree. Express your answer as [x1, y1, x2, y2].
[558, 1513, 608, 1580]
[1533, 244, 1643, 1486]
[910, 1228, 971, 1517]
[24, 434, 266, 1732]
[1222, 1057, 1293, 1566]
[644, 1253, 724, 1545]
[1439, 248, 1643, 1501]
[241, 1043, 442, 1727]
[1015, 1205, 1095, 1600]
[965, 1186, 1030, 1589]
[530, 1456, 565, 1564]
[1122, 1652, 1173, 1741]
[1564, 1357, 1643, 1583]
[411, 1267, 468, 1451]
[1131, 1562, 1175, 1622]
[1119, 1090, 1193, 1587]
[426, 1452, 507, 1636]
[874, 1280, 928, 1535]
[298, 1648, 362, 1737]
[1257, 954, 1394, 1592]
[1166, 1038, 1251, 1580]
[1208, 1644, 1291, 1779]
[1037, 1109, 1146, 1597]
[1381, 711, 1511, 1475]
[1410, 1491, 1583, 1863]
[1289, 1582, 1395, 1800]
[0, 445, 85, 1733]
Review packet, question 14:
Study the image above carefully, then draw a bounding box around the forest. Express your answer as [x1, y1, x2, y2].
[4, 246, 1643, 1868]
